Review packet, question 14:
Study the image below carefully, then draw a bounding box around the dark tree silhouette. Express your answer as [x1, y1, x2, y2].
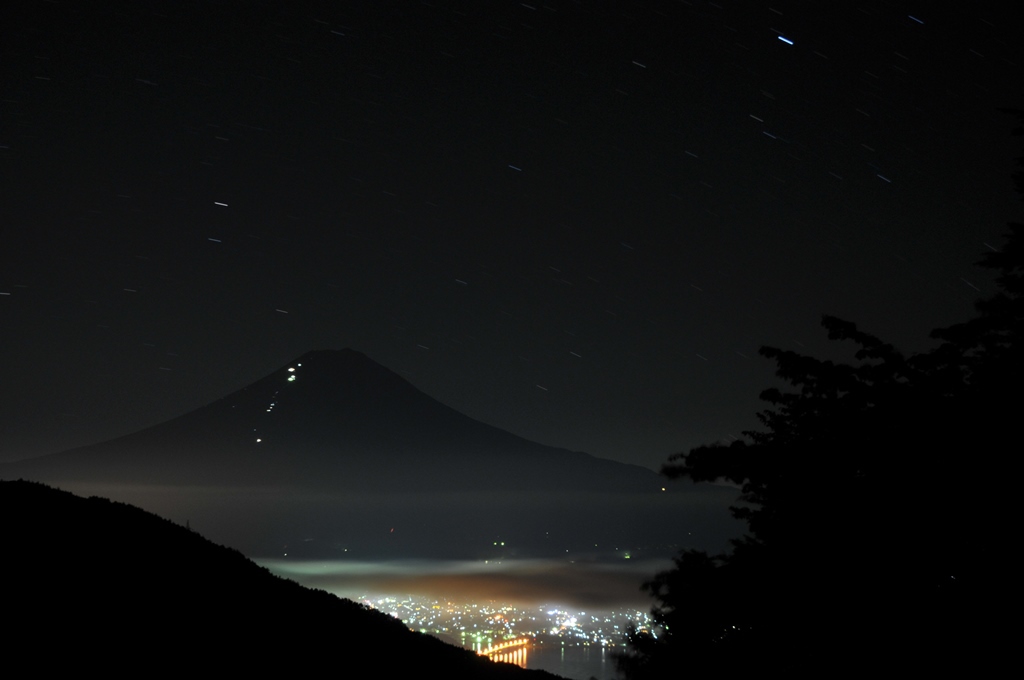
[619, 118, 1023, 678]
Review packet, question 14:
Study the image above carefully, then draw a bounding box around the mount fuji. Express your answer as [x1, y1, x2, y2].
[2, 349, 738, 559]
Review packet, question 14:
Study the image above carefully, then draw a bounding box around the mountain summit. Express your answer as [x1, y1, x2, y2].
[2, 350, 738, 558]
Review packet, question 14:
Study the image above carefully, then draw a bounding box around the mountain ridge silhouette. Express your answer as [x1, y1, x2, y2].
[1, 479, 561, 678]
[2, 349, 740, 559]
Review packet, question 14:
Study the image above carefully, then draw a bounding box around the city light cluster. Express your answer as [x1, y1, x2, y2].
[362, 595, 651, 651]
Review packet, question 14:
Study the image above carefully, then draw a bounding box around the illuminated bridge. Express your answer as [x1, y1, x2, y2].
[480, 638, 530, 667]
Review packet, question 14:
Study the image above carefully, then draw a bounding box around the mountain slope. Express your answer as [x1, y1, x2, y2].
[2, 479, 559, 678]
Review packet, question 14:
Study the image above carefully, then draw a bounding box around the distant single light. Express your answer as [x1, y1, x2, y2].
[256, 438, 262, 442]
[778, 36, 794, 45]
[288, 367, 295, 372]
[288, 375, 296, 382]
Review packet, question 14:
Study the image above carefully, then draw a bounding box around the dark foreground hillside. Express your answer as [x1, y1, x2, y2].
[1, 480, 559, 678]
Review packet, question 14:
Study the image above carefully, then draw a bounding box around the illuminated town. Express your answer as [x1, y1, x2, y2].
[360, 594, 653, 665]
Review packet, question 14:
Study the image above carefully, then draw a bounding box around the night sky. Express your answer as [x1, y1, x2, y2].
[3, 1, 1022, 471]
